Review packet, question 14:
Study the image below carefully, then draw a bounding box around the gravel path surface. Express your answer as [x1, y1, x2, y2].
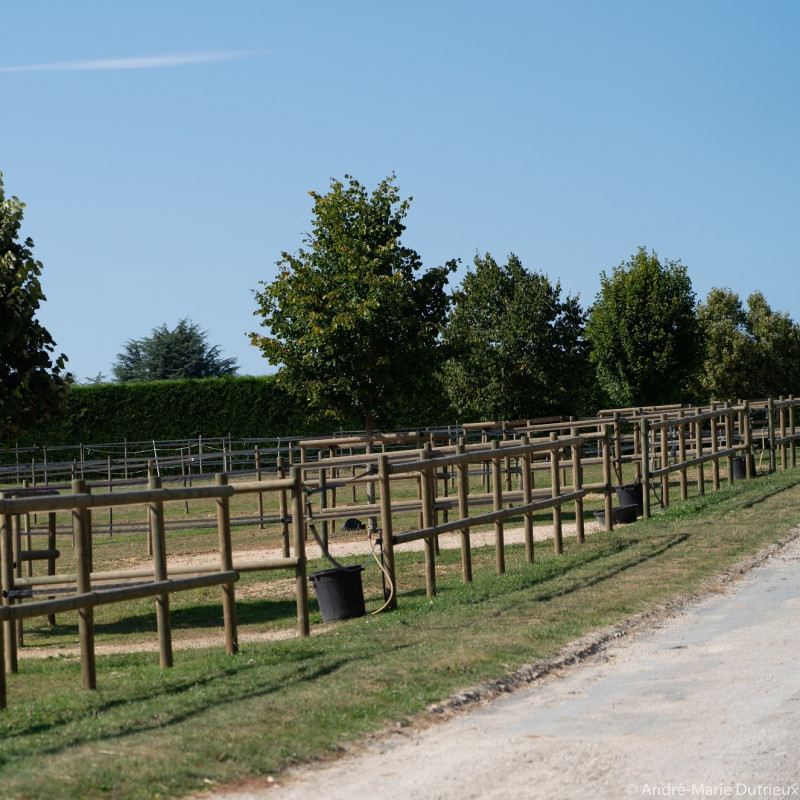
[198, 532, 800, 800]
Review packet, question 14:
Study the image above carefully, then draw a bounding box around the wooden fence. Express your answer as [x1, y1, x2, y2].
[0, 471, 308, 710]
[3, 398, 800, 709]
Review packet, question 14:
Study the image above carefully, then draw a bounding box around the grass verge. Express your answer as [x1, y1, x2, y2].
[2, 469, 800, 800]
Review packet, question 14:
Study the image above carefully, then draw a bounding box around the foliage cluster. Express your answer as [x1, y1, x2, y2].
[251, 174, 456, 436]
[442, 252, 590, 419]
[586, 247, 702, 407]
[112, 318, 239, 382]
[0, 171, 69, 441]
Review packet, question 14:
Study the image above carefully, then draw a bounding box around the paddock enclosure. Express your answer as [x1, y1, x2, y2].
[1, 397, 798, 709]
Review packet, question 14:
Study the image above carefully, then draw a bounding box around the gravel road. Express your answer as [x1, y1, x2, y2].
[200, 532, 800, 800]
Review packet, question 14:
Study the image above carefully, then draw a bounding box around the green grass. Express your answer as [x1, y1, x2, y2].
[2, 468, 799, 800]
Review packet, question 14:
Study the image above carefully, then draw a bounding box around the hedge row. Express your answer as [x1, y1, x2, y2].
[11, 375, 457, 448]
[12, 377, 321, 447]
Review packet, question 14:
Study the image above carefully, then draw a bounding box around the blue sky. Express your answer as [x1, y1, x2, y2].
[2, 1, 798, 381]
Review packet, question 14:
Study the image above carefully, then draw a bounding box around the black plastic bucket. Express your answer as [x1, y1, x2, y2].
[594, 505, 638, 526]
[615, 482, 643, 515]
[732, 454, 755, 480]
[308, 565, 365, 622]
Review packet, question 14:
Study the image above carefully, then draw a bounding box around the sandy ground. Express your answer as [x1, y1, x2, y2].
[18, 520, 600, 658]
[194, 530, 800, 800]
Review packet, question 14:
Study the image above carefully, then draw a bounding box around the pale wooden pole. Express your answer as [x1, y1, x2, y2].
[725, 406, 735, 487]
[0, 603, 5, 710]
[490, 440, 505, 574]
[743, 401, 754, 478]
[521, 436, 535, 561]
[12, 514, 22, 648]
[550, 433, 563, 555]
[695, 419, 705, 496]
[601, 426, 613, 532]
[570, 428, 584, 544]
[1, 504, 17, 675]
[778, 397, 787, 470]
[47, 512, 57, 627]
[215, 473, 238, 655]
[678, 411, 688, 501]
[660, 415, 670, 509]
[640, 419, 652, 519]
[72, 478, 96, 690]
[456, 441, 473, 581]
[612, 411, 623, 484]
[254, 445, 264, 529]
[378, 455, 397, 609]
[148, 476, 173, 669]
[290, 467, 310, 637]
[421, 459, 437, 597]
[277, 454, 290, 558]
[710, 414, 720, 493]
[767, 397, 777, 473]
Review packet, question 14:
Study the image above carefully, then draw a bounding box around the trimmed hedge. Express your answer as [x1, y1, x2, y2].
[10, 375, 458, 448]
[12, 377, 323, 447]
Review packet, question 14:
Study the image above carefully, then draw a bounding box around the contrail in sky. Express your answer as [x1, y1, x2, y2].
[0, 50, 264, 73]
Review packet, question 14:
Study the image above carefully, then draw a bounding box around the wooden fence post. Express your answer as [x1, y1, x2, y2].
[678, 410, 688, 501]
[570, 428, 584, 545]
[695, 419, 705, 496]
[215, 473, 238, 655]
[290, 467, 310, 637]
[767, 397, 777, 473]
[1, 503, 17, 675]
[12, 514, 22, 647]
[72, 478, 96, 690]
[550, 433, 563, 554]
[601, 426, 613, 532]
[255, 445, 264, 529]
[421, 457, 438, 596]
[378, 455, 397, 609]
[640, 419, 652, 519]
[710, 415, 720, 493]
[47, 512, 57, 627]
[277, 454, 290, 558]
[148, 476, 173, 669]
[660, 415, 670, 508]
[521, 436, 535, 561]
[456, 441, 473, 581]
[490, 440, 505, 573]
[725, 407, 735, 487]
[743, 401, 754, 477]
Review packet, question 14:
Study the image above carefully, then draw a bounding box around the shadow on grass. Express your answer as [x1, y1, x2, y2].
[9, 651, 351, 754]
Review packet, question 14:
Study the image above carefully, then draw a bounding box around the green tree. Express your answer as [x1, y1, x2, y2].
[112, 318, 239, 382]
[695, 289, 800, 402]
[251, 174, 455, 436]
[695, 288, 759, 401]
[744, 292, 800, 397]
[442, 252, 589, 420]
[586, 247, 701, 407]
[0, 172, 69, 442]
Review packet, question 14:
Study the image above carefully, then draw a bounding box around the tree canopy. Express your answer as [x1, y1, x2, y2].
[0, 172, 69, 442]
[251, 174, 455, 435]
[586, 247, 701, 407]
[696, 288, 800, 401]
[442, 252, 589, 420]
[112, 318, 239, 382]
